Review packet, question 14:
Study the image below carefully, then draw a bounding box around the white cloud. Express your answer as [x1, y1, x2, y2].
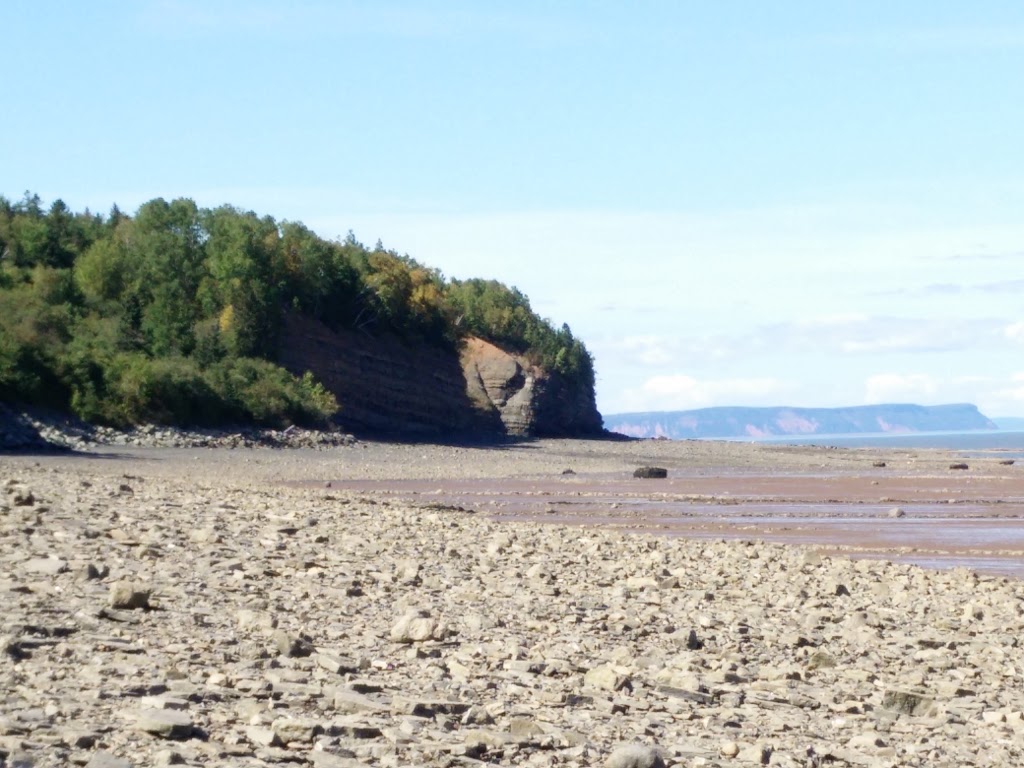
[863, 373, 939, 404]
[991, 373, 1024, 404]
[618, 374, 790, 412]
[614, 336, 676, 366]
[1004, 321, 1024, 343]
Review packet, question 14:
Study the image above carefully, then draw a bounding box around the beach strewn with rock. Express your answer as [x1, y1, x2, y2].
[4, 439, 1024, 767]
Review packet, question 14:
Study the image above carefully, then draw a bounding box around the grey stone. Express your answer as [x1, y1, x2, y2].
[246, 725, 281, 747]
[22, 557, 68, 575]
[882, 689, 935, 717]
[109, 582, 151, 610]
[272, 629, 314, 658]
[585, 664, 631, 692]
[85, 755, 134, 768]
[134, 708, 193, 739]
[605, 743, 666, 768]
[390, 609, 448, 643]
[271, 716, 322, 744]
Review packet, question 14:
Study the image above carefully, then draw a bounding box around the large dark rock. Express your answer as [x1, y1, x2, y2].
[633, 466, 668, 479]
[0, 404, 54, 451]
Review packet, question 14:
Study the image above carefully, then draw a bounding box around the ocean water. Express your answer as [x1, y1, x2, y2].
[733, 430, 1024, 455]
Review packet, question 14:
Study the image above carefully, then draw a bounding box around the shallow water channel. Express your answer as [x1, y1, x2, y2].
[312, 469, 1024, 579]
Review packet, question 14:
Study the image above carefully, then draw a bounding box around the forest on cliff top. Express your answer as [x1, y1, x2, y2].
[0, 193, 594, 428]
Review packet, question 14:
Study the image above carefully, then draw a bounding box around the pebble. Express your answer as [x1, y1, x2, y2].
[605, 743, 666, 768]
[109, 582, 151, 610]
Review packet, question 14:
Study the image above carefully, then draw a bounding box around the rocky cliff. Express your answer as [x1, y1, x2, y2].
[604, 403, 997, 440]
[278, 314, 603, 438]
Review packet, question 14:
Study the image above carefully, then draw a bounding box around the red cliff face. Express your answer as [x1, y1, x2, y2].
[278, 314, 602, 437]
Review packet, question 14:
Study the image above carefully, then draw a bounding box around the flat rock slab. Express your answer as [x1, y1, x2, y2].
[22, 557, 69, 575]
[86, 753, 135, 768]
[133, 708, 193, 739]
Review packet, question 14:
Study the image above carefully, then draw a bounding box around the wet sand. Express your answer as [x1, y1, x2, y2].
[300, 440, 1024, 578]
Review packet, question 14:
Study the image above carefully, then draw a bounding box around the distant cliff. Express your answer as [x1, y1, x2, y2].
[604, 403, 997, 440]
[279, 313, 604, 438]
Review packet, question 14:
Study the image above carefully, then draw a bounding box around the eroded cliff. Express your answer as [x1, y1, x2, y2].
[278, 314, 602, 437]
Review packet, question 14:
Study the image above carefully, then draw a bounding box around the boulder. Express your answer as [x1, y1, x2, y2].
[633, 467, 668, 479]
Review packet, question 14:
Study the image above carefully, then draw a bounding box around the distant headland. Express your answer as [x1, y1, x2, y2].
[603, 403, 997, 440]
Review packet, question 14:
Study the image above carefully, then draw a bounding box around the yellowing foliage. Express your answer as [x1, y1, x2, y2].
[218, 304, 236, 335]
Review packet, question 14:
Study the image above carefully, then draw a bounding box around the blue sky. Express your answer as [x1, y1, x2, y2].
[7, 1, 1024, 416]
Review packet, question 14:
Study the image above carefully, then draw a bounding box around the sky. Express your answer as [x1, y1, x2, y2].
[6, 1, 1024, 417]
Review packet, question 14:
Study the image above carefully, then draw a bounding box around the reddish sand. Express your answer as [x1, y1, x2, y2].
[316, 466, 1024, 578]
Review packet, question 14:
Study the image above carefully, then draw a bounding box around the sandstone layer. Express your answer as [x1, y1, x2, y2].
[278, 314, 603, 437]
[3, 440, 1024, 767]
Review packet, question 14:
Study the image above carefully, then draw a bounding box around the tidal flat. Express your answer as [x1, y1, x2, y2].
[4, 439, 1024, 767]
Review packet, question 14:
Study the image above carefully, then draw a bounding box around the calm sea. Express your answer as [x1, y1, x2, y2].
[734, 430, 1024, 455]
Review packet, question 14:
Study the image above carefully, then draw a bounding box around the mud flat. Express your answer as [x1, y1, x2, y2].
[4, 439, 1024, 767]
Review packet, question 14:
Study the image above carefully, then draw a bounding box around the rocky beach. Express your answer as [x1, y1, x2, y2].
[4, 437, 1024, 767]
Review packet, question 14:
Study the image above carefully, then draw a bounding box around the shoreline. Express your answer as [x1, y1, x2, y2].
[4, 440, 1024, 766]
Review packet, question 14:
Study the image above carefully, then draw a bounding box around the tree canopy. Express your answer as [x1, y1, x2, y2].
[0, 194, 595, 428]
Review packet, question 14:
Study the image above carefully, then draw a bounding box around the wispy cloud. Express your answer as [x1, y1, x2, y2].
[596, 315, 1008, 378]
[880, 277, 1024, 298]
[864, 373, 939, 403]
[760, 315, 1001, 357]
[1004, 321, 1024, 343]
[947, 249, 1024, 262]
[619, 375, 792, 412]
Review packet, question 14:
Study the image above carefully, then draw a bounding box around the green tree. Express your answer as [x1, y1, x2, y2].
[130, 198, 206, 356]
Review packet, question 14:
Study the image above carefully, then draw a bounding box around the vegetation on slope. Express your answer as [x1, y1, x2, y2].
[0, 193, 595, 428]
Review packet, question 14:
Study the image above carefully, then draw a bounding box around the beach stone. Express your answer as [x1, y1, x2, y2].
[272, 717, 322, 744]
[586, 664, 631, 691]
[333, 688, 389, 714]
[949, 462, 969, 470]
[85, 562, 110, 579]
[390, 609, 448, 643]
[22, 557, 68, 575]
[152, 749, 186, 766]
[888, 506, 905, 518]
[85, 754, 134, 768]
[9, 488, 35, 506]
[807, 650, 837, 670]
[109, 582, 151, 610]
[605, 743, 666, 768]
[317, 651, 360, 674]
[882, 689, 935, 717]
[720, 740, 740, 757]
[246, 725, 280, 747]
[309, 752, 365, 768]
[134, 708, 193, 739]
[273, 629, 314, 657]
[633, 467, 668, 479]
